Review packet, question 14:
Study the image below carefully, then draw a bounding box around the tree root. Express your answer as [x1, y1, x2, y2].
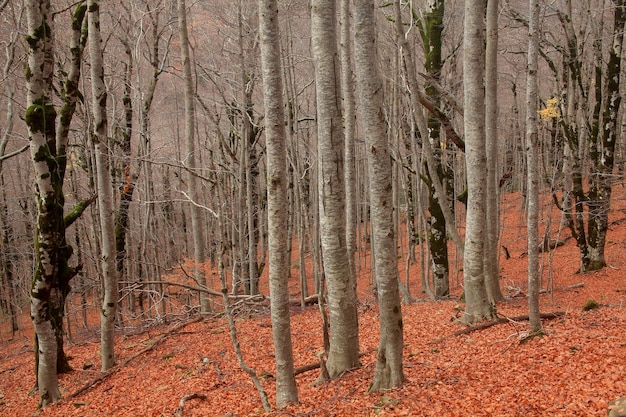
[432, 311, 565, 343]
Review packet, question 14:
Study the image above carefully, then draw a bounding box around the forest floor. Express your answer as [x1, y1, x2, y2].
[1, 189, 626, 417]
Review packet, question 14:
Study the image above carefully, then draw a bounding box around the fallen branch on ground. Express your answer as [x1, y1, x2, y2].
[175, 393, 207, 417]
[432, 311, 565, 343]
[564, 282, 584, 290]
[66, 316, 204, 399]
[293, 350, 375, 377]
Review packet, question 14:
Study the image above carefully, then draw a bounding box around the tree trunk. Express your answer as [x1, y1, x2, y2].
[354, 0, 404, 392]
[461, 0, 496, 325]
[258, 0, 299, 407]
[525, 0, 542, 333]
[51, 1, 89, 376]
[587, 0, 625, 270]
[88, 0, 118, 371]
[340, 0, 357, 283]
[114, 37, 137, 318]
[555, 0, 624, 273]
[0, 27, 20, 337]
[419, 0, 451, 299]
[25, 0, 62, 405]
[311, 0, 361, 379]
[392, 0, 465, 260]
[178, 0, 210, 313]
[485, 0, 505, 303]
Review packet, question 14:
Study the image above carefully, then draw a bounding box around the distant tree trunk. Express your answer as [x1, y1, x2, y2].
[235, 2, 261, 296]
[25, 0, 62, 405]
[525, 0, 542, 333]
[0, 27, 20, 337]
[135, 4, 170, 316]
[258, 0, 299, 407]
[418, 0, 451, 299]
[178, 0, 210, 313]
[485, 0, 504, 304]
[311, 0, 361, 379]
[114, 35, 137, 317]
[354, 0, 404, 392]
[392, 0, 465, 261]
[587, 0, 625, 269]
[88, 0, 118, 371]
[554, 0, 625, 273]
[461, 0, 495, 325]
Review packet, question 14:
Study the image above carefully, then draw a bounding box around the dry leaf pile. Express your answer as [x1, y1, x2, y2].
[1, 191, 625, 416]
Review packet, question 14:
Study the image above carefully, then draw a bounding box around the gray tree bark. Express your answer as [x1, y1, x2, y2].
[461, 0, 496, 325]
[258, 0, 299, 407]
[0, 25, 20, 337]
[88, 0, 118, 371]
[25, 0, 61, 405]
[485, 0, 505, 304]
[525, 0, 542, 333]
[311, 0, 361, 379]
[340, 0, 357, 283]
[392, 0, 465, 259]
[177, 0, 210, 313]
[354, 0, 404, 392]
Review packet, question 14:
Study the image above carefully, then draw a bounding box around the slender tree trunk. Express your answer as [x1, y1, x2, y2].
[114, 38, 137, 318]
[311, 0, 361, 379]
[50, 1, 89, 375]
[354, 0, 404, 392]
[526, 0, 542, 333]
[258, 0, 298, 407]
[1, 28, 20, 337]
[88, 0, 118, 371]
[178, 0, 210, 313]
[462, 0, 495, 325]
[485, 0, 504, 303]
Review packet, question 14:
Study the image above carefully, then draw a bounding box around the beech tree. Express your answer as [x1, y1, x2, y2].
[88, 0, 118, 371]
[354, 0, 404, 391]
[340, 0, 357, 282]
[0, 8, 23, 337]
[258, 0, 299, 406]
[311, 0, 360, 379]
[461, 0, 495, 324]
[545, 0, 626, 273]
[177, 0, 210, 313]
[417, 0, 451, 299]
[485, 0, 504, 304]
[525, 0, 542, 334]
[25, 0, 92, 405]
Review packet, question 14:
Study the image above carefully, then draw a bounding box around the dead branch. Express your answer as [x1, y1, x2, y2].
[432, 312, 565, 343]
[289, 293, 319, 307]
[293, 350, 374, 377]
[564, 282, 584, 290]
[119, 280, 267, 301]
[175, 393, 207, 417]
[66, 316, 204, 399]
[220, 280, 271, 411]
